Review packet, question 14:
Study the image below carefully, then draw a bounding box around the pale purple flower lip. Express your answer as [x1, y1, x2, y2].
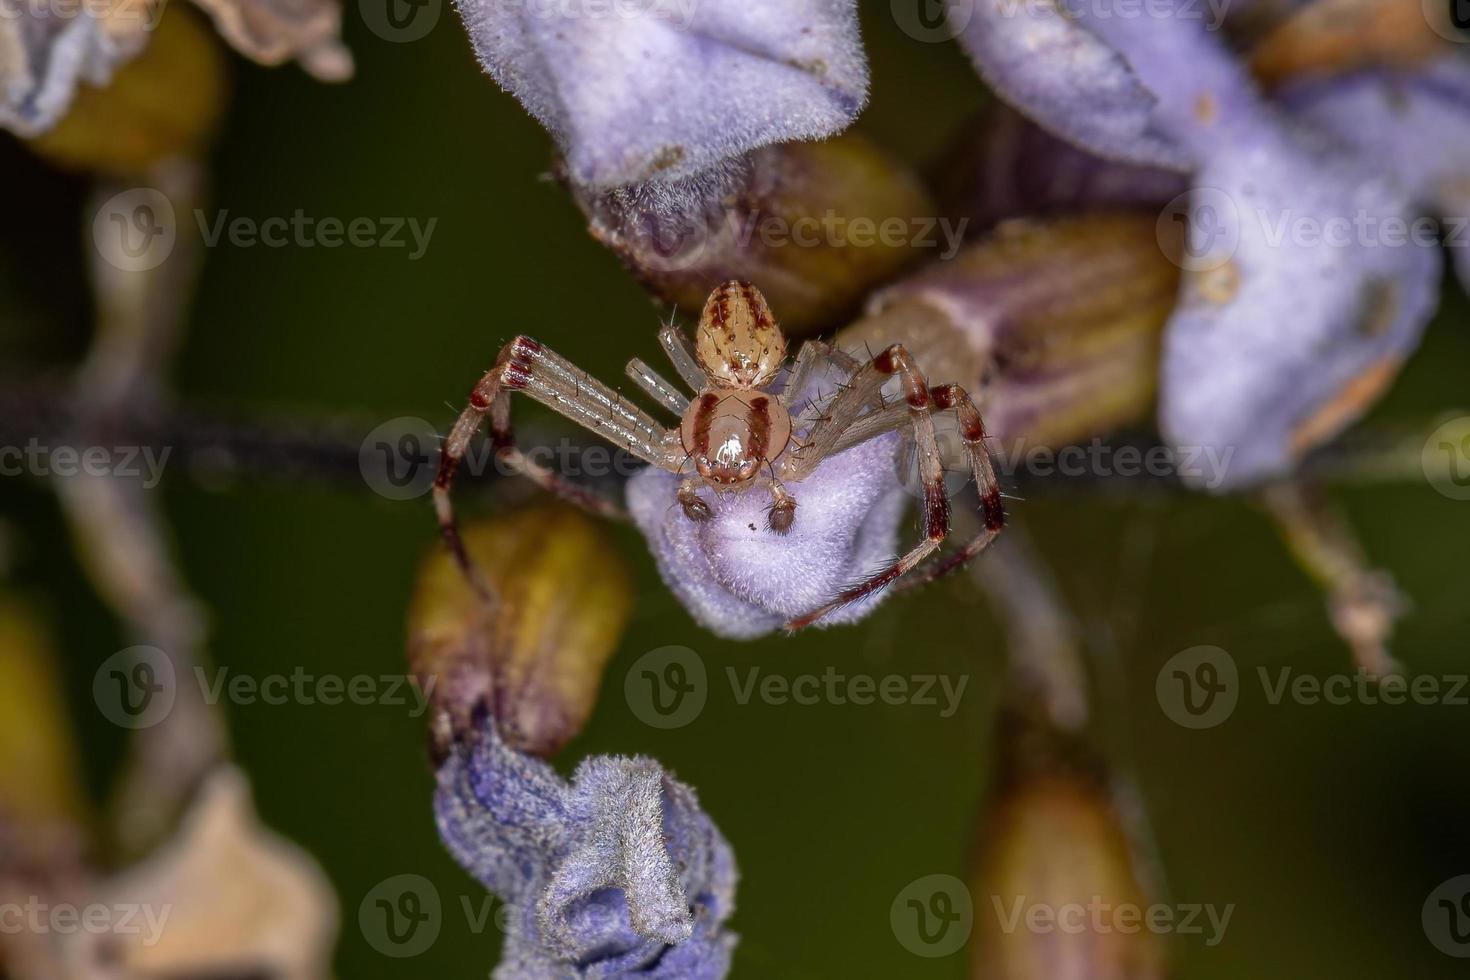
[455, 0, 869, 189]
[952, 0, 1467, 488]
[627, 430, 907, 639]
[435, 714, 738, 978]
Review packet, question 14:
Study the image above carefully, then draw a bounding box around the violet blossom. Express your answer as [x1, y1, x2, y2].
[951, 0, 1470, 488]
[434, 714, 738, 978]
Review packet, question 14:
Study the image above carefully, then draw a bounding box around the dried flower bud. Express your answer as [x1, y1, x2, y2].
[408, 502, 633, 759]
[60, 766, 339, 979]
[572, 133, 938, 337]
[839, 214, 1179, 448]
[188, 0, 352, 81]
[972, 709, 1166, 980]
[26, 8, 226, 174]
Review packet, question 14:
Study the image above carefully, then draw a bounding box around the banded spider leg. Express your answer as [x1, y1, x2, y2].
[433, 336, 684, 597]
[780, 344, 1006, 631]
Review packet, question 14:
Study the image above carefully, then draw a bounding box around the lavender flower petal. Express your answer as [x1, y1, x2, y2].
[0, 7, 149, 138]
[1055, 3, 1444, 486]
[435, 719, 737, 979]
[1160, 144, 1442, 487]
[455, 0, 868, 189]
[1280, 55, 1470, 216]
[627, 428, 906, 639]
[947, 0, 1190, 171]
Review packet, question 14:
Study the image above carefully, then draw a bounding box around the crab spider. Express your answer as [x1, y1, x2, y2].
[433, 280, 1005, 631]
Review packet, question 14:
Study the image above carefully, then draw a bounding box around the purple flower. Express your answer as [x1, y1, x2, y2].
[435, 715, 738, 978]
[627, 430, 906, 639]
[952, 1, 1468, 488]
[453, 0, 868, 189]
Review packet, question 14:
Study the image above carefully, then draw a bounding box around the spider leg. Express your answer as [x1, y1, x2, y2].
[894, 384, 1007, 589]
[778, 341, 823, 410]
[433, 336, 680, 595]
[658, 322, 709, 392]
[626, 357, 690, 415]
[784, 345, 954, 631]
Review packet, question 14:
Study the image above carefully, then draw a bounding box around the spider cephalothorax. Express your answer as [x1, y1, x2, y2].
[434, 279, 1005, 631]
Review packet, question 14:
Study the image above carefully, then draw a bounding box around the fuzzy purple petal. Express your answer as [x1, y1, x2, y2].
[947, 0, 1192, 171]
[1160, 142, 1442, 487]
[434, 721, 737, 978]
[627, 428, 907, 639]
[1281, 56, 1470, 294]
[455, 0, 868, 189]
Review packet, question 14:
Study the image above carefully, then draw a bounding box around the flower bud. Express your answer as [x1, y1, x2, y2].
[1245, 0, 1451, 89]
[571, 133, 938, 337]
[0, 597, 88, 872]
[838, 214, 1179, 448]
[26, 7, 227, 175]
[972, 708, 1165, 980]
[933, 105, 1186, 234]
[408, 502, 633, 759]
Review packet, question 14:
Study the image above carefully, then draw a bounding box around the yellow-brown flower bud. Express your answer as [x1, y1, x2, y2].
[408, 502, 633, 759]
[838, 214, 1179, 449]
[972, 710, 1166, 980]
[27, 7, 227, 175]
[572, 133, 938, 337]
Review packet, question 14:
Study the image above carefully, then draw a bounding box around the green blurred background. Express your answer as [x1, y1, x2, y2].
[3, 3, 1470, 976]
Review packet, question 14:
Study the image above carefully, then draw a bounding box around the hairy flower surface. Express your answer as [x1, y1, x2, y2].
[455, 0, 868, 189]
[435, 718, 738, 978]
[628, 429, 906, 639]
[951, 0, 1464, 487]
